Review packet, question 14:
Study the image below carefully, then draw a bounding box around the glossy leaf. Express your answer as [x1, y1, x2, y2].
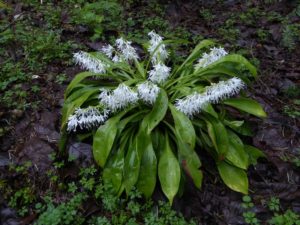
[136, 132, 157, 198]
[244, 145, 266, 165]
[169, 105, 202, 188]
[65, 72, 95, 98]
[217, 161, 248, 194]
[208, 54, 257, 77]
[141, 89, 168, 134]
[122, 137, 140, 194]
[103, 146, 125, 193]
[205, 116, 229, 159]
[177, 140, 203, 188]
[224, 120, 253, 136]
[175, 39, 215, 75]
[158, 136, 181, 204]
[169, 104, 196, 149]
[93, 116, 120, 167]
[224, 97, 267, 118]
[225, 131, 249, 169]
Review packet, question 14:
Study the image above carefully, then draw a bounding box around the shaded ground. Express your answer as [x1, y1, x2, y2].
[0, 0, 300, 224]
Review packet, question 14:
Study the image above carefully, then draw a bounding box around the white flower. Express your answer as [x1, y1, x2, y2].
[206, 77, 245, 103]
[73, 51, 107, 73]
[67, 107, 109, 132]
[112, 55, 121, 63]
[115, 37, 139, 61]
[137, 81, 160, 105]
[195, 47, 228, 69]
[101, 44, 114, 59]
[99, 84, 138, 111]
[148, 31, 168, 64]
[175, 77, 245, 117]
[148, 63, 171, 84]
[175, 93, 210, 117]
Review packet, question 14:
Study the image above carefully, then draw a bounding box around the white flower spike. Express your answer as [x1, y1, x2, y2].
[175, 77, 245, 117]
[101, 44, 114, 59]
[115, 37, 139, 61]
[67, 107, 109, 132]
[175, 93, 210, 117]
[99, 84, 138, 111]
[137, 81, 160, 105]
[195, 47, 228, 69]
[73, 51, 107, 74]
[148, 31, 168, 64]
[148, 62, 171, 84]
[206, 77, 245, 103]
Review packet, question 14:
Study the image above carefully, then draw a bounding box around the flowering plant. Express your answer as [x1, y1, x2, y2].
[61, 32, 266, 204]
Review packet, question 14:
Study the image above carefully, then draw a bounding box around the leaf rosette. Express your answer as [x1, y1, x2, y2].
[61, 32, 266, 203]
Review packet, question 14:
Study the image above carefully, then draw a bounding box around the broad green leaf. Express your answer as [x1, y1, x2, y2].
[175, 40, 215, 75]
[122, 137, 140, 194]
[196, 65, 240, 78]
[224, 97, 267, 118]
[203, 104, 218, 119]
[177, 140, 202, 188]
[244, 145, 266, 165]
[208, 54, 257, 77]
[136, 132, 157, 198]
[169, 105, 202, 188]
[224, 120, 253, 136]
[169, 104, 196, 149]
[204, 115, 229, 160]
[141, 89, 168, 134]
[217, 161, 248, 194]
[103, 145, 125, 193]
[117, 110, 146, 134]
[225, 130, 249, 169]
[158, 136, 181, 204]
[93, 116, 121, 167]
[65, 72, 95, 98]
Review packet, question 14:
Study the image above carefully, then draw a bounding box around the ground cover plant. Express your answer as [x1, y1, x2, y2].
[61, 32, 267, 203]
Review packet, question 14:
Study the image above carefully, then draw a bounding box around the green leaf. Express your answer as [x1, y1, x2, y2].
[134, 60, 145, 79]
[205, 115, 229, 160]
[225, 130, 249, 169]
[175, 40, 215, 75]
[122, 136, 140, 194]
[244, 145, 266, 165]
[224, 97, 267, 118]
[61, 88, 99, 129]
[169, 105, 202, 188]
[93, 116, 121, 167]
[208, 54, 257, 77]
[141, 89, 168, 134]
[178, 141, 203, 188]
[217, 161, 248, 194]
[169, 104, 196, 149]
[224, 120, 253, 136]
[103, 145, 125, 193]
[65, 72, 95, 98]
[158, 135, 181, 204]
[203, 104, 218, 119]
[136, 132, 157, 198]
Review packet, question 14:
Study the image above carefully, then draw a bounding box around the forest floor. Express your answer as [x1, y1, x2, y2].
[0, 0, 300, 224]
